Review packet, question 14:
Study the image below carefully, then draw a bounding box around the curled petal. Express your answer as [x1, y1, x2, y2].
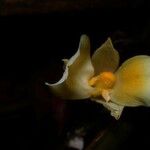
[111, 55, 150, 106]
[46, 35, 94, 99]
[92, 38, 119, 75]
[92, 99, 124, 119]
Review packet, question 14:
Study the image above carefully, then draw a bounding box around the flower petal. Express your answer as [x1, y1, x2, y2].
[92, 98, 124, 119]
[46, 35, 94, 99]
[111, 55, 150, 106]
[92, 38, 119, 75]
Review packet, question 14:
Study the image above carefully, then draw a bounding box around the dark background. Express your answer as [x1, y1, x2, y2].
[1, 0, 150, 150]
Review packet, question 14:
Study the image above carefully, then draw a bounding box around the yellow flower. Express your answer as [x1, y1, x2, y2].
[46, 35, 150, 119]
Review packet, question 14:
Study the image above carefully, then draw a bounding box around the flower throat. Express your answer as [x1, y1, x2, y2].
[89, 72, 116, 100]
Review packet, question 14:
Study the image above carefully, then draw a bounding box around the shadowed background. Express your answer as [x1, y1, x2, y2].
[1, 0, 150, 150]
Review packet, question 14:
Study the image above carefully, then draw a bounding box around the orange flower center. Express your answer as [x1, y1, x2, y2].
[89, 72, 116, 100]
